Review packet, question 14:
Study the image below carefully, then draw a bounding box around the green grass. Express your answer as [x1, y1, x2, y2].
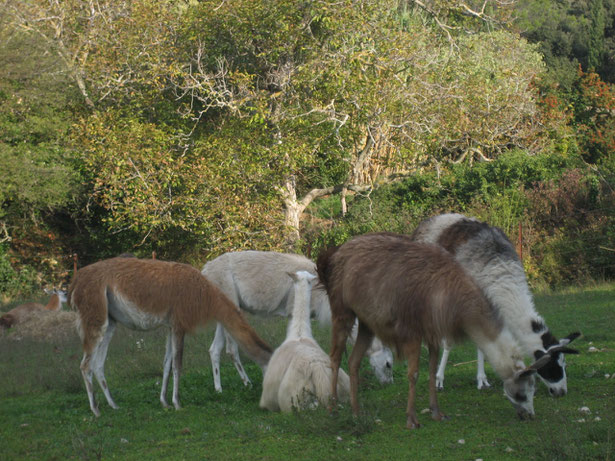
[1, 284, 614, 460]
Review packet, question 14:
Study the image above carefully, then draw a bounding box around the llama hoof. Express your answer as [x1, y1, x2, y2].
[477, 379, 491, 389]
[406, 421, 421, 430]
[432, 412, 449, 422]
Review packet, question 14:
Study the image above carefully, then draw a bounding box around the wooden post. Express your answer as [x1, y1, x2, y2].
[152, 251, 157, 259]
[516, 222, 523, 261]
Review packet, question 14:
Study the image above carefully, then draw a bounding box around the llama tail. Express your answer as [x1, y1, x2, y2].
[315, 245, 339, 293]
[215, 298, 273, 369]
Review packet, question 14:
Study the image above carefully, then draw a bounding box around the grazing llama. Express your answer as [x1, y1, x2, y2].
[317, 232, 553, 429]
[69, 257, 272, 416]
[0, 289, 67, 329]
[202, 250, 393, 393]
[411, 213, 579, 395]
[260, 271, 350, 412]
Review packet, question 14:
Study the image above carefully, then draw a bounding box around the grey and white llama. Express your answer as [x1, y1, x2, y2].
[411, 213, 579, 395]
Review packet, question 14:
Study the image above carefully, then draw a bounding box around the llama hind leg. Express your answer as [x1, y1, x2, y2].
[404, 339, 422, 429]
[329, 315, 354, 411]
[428, 344, 447, 422]
[161, 333, 173, 408]
[91, 319, 118, 410]
[436, 340, 450, 390]
[224, 328, 252, 388]
[209, 323, 226, 393]
[80, 351, 100, 417]
[80, 320, 113, 417]
[171, 330, 185, 410]
[347, 321, 374, 416]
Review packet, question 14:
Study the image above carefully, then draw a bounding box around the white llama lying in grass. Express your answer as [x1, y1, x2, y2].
[202, 250, 393, 393]
[260, 271, 350, 412]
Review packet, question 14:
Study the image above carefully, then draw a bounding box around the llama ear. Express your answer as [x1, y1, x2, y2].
[548, 344, 579, 355]
[287, 271, 299, 282]
[527, 352, 552, 371]
[560, 332, 581, 346]
[516, 368, 538, 380]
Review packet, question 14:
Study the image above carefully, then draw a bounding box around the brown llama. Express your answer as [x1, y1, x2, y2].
[316, 232, 552, 429]
[69, 257, 272, 416]
[0, 289, 66, 329]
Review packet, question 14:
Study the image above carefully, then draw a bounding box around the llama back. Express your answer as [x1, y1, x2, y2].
[413, 215, 545, 353]
[71, 258, 226, 332]
[203, 251, 325, 318]
[318, 233, 500, 350]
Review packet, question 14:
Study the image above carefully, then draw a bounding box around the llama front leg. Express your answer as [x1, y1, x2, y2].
[476, 348, 491, 389]
[428, 344, 447, 421]
[436, 340, 450, 390]
[404, 339, 422, 429]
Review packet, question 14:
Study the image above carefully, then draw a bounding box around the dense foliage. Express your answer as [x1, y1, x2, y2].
[0, 0, 614, 298]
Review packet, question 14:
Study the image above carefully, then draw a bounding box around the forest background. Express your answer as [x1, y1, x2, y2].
[1, 0, 614, 300]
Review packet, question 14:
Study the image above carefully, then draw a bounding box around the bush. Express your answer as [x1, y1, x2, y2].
[305, 150, 614, 287]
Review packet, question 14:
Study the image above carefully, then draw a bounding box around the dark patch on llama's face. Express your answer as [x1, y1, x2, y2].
[534, 350, 565, 383]
[531, 319, 546, 334]
[540, 331, 559, 349]
[436, 219, 491, 254]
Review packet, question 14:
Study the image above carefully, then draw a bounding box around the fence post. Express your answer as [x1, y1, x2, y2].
[516, 222, 523, 261]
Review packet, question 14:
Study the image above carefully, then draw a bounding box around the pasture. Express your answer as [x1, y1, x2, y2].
[0, 283, 613, 460]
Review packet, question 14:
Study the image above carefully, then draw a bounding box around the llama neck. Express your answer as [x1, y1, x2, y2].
[474, 327, 525, 380]
[483, 278, 547, 356]
[286, 281, 313, 341]
[45, 294, 61, 311]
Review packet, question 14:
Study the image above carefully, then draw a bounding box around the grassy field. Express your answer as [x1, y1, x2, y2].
[0, 283, 613, 460]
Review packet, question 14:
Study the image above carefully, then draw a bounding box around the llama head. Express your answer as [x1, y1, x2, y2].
[503, 353, 552, 419]
[368, 346, 394, 384]
[287, 271, 317, 286]
[534, 331, 581, 397]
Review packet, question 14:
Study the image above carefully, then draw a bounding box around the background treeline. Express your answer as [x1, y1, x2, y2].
[0, 0, 613, 299]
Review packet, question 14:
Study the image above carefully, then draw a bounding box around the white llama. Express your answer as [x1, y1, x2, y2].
[260, 271, 350, 412]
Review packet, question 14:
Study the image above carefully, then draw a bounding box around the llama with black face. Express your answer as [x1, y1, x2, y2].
[411, 213, 580, 396]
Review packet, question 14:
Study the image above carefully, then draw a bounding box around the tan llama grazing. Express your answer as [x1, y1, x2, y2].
[0, 289, 67, 329]
[69, 257, 272, 417]
[316, 232, 552, 429]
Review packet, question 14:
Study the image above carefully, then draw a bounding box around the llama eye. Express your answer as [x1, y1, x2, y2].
[386, 362, 392, 369]
[514, 393, 527, 402]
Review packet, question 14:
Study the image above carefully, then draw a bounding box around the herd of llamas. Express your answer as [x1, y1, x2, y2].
[2, 213, 580, 430]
